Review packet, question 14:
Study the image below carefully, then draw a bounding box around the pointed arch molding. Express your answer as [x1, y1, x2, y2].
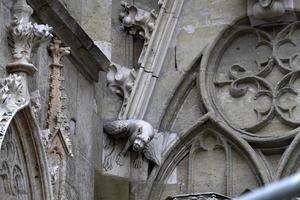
[276, 129, 300, 179]
[143, 114, 270, 200]
[0, 107, 52, 199]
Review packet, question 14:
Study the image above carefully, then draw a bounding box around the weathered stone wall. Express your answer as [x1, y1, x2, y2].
[0, 0, 106, 199]
[3, 0, 300, 200]
[33, 33, 103, 200]
[33, 23, 101, 200]
[97, 1, 300, 200]
[59, 0, 112, 42]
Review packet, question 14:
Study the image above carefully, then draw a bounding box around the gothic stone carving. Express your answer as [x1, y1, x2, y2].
[247, 0, 295, 26]
[47, 38, 72, 200]
[119, 1, 157, 66]
[103, 120, 162, 170]
[30, 90, 41, 120]
[119, 1, 156, 45]
[106, 63, 136, 119]
[47, 38, 72, 155]
[118, 0, 184, 119]
[7, 15, 53, 74]
[0, 74, 28, 148]
[0, 128, 29, 199]
[0, 0, 53, 149]
[200, 21, 300, 139]
[144, 115, 269, 200]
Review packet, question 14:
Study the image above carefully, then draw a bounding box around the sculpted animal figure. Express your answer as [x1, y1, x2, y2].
[103, 120, 161, 169]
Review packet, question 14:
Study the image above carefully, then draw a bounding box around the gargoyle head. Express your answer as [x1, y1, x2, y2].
[133, 137, 145, 151]
[132, 126, 154, 152]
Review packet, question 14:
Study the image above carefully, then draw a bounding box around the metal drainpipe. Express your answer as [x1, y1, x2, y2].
[234, 173, 300, 200]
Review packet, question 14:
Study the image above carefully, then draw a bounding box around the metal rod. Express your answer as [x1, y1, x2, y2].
[234, 173, 300, 200]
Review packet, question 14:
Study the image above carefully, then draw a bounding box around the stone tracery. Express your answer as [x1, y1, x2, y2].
[201, 21, 300, 137]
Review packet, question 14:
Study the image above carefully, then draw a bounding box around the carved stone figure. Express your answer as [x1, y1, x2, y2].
[30, 90, 41, 120]
[103, 120, 161, 170]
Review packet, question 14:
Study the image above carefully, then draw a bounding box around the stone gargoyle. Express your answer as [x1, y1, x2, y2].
[103, 120, 162, 170]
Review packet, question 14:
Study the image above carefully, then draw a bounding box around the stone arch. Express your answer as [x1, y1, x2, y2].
[275, 131, 300, 179]
[0, 107, 52, 199]
[159, 50, 206, 132]
[143, 115, 269, 200]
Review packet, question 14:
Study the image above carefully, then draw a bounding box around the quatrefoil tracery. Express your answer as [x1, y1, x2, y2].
[214, 22, 300, 132]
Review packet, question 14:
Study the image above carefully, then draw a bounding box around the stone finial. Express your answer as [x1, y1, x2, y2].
[49, 38, 71, 67]
[7, 16, 53, 74]
[47, 38, 72, 156]
[47, 38, 72, 200]
[6, 0, 52, 75]
[119, 1, 157, 45]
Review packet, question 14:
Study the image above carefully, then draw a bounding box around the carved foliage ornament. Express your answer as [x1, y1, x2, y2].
[106, 63, 136, 119]
[0, 74, 28, 149]
[7, 16, 53, 73]
[201, 21, 300, 138]
[119, 1, 157, 45]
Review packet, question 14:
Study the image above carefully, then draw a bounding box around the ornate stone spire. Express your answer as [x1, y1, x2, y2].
[46, 37, 72, 200]
[47, 37, 72, 155]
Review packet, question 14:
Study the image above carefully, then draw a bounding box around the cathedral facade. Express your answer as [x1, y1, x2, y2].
[1, 0, 300, 199]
